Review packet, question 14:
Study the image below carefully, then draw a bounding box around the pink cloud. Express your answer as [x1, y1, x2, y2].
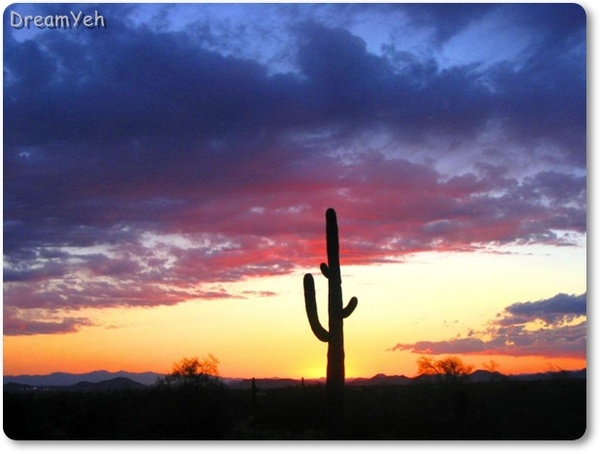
[3, 153, 586, 337]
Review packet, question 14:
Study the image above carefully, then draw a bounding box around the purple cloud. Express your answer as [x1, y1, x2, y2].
[501, 293, 586, 326]
[3, 4, 586, 335]
[4, 306, 95, 336]
[391, 293, 586, 359]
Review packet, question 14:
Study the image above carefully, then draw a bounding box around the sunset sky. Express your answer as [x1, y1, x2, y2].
[3, 2, 587, 379]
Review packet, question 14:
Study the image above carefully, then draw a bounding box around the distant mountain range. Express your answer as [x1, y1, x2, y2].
[3, 370, 164, 387]
[4, 368, 586, 391]
[4, 376, 147, 393]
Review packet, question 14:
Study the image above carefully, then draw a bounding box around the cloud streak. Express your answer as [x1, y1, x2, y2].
[391, 293, 587, 359]
[3, 4, 586, 335]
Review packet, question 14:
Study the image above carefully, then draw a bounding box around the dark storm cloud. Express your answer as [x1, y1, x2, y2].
[3, 3, 586, 334]
[391, 293, 586, 358]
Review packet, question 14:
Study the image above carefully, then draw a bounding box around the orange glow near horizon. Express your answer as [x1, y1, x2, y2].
[3, 331, 585, 379]
[3, 247, 586, 379]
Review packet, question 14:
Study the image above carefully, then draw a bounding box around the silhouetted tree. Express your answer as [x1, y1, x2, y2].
[165, 354, 220, 387]
[418, 356, 474, 422]
[303, 208, 358, 437]
[482, 359, 500, 374]
[546, 362, 569, 380]
[483, 359, 501, 382]
[418, 356, 474, 383]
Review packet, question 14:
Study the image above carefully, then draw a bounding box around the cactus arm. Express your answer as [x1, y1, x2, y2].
[303, 273, 330, 342]
[342, 296, 358, 318]
[320, 263, 330, 279]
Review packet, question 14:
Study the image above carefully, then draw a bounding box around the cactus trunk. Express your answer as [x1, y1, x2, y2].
[303, 208, 358, 435]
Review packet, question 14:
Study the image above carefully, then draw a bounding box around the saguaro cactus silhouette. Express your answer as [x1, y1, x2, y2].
[303, 208, 358, 416]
